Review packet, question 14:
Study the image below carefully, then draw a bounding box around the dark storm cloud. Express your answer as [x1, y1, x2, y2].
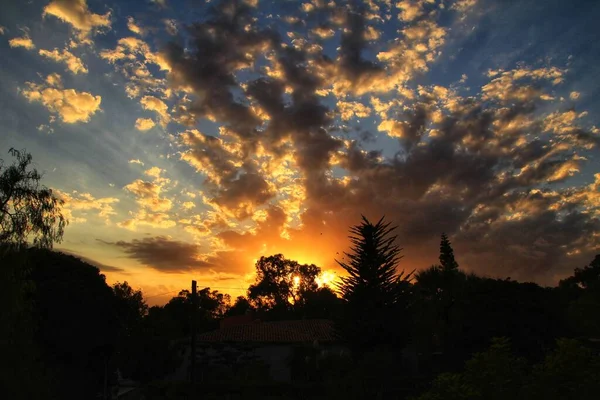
[163, 0, 276, 142]
[337, 5, 384, 90]
[59, 250, 126, 273]
[111, 236, 209, 273]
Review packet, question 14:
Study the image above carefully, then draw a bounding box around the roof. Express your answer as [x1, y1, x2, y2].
[196, 319, 336, 344]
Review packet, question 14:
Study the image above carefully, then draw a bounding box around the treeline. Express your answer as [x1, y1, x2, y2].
[2, 222, 600, 399]
[2, 149, 600, 399]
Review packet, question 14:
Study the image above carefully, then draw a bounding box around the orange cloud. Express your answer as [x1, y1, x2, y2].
[135, 117, 155, 131]
[39, 47, 88, 74]
[9, 36, 35, 49]
[21, 74, 101, 123]
[43, 0, 111, 42]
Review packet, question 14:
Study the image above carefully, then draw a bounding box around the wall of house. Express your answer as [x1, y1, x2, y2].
[192, 343, 294, 383]
[254, 345, 293, 382]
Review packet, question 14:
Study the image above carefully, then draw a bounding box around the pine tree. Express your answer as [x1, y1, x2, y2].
[439, 233, 459, 271]
[335, 216, 413, 351]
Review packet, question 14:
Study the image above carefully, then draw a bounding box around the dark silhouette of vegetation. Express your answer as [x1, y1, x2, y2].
[226, 295, 255, 316]
[439, 233, 458, 271]
[248, 253, 336, 319]
[3, 149, 600, 399]
[336, 216, 414, 352]
[413, 337, 600, 400]
[0, 148, 66, 249]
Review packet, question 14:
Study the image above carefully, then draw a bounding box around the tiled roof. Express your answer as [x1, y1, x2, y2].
[196, 319, 336, 344]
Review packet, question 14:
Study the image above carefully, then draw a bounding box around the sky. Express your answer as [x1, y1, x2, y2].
[1, 0, 599, 305]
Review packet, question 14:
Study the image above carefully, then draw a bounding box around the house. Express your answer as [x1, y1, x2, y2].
[189, 316, 343, 383]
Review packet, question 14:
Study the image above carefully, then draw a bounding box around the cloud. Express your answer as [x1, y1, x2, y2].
[129, 159, 145, 166]
[118, 210, 176, 230]
[58, 250, 126, 273]
[135, 117, 155, 131]
[397, 0, 425, 22]
[55, 190, 119, 223]
[9, 36, 35, 49]
[0, 26, 5, 35]
[127, 17, 144, 35]
[46, 0, 594, 287]
[100, 36, 171, 99]
[43, 0, 111, 41]
[163, 19, 177, 35]
[337, 100, 372, 120]
[39, 47, 88, 74]
[124, 177, 172, 212]
[181, 201, 195, 210]
[21, 73, 101, 123]
[111, 236, 208, 273]
[140, 96, 169, 126]
[151, 0, 168, 7]
[570, 91, 581, 100]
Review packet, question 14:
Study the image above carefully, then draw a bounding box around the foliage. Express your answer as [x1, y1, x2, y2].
[336, 216, 410, 306]
[439, 233, 459, 271]
[559, 254, 600, 291]
[0, 148, 66, 249]
[414, 337, 600, 400]
[558, 254, 600, 337]
[248, 254, 321, 315]
[162, 287, 230, 337]
[113, 281, 148, 334]
[226, 295, 255, 316]
[524, 338, 600, 400]
[335, 216, 414, 351]
[0, 248, 120, 398]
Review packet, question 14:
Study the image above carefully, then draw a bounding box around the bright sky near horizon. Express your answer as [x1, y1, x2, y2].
[1, 0, 599, 305]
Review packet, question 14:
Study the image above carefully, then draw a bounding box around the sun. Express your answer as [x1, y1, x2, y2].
[316, 270, 337, 288]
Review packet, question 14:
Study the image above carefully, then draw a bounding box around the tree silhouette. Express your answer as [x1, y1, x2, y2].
[336, 216, 413, 351]
[559, 254, 600, 337]
[0, 148, 66, 250]
[226, 295, 254, 316]
[248, 254, 321, 316]
[414, 337, 600, 400]
[439, 233, 459, 271]
[0, 149, 68, 399]
[336, 216, 407, 305]
[414, 233, 463, 357]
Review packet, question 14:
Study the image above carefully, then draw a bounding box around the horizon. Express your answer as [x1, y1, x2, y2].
[2, 0, 600, 306]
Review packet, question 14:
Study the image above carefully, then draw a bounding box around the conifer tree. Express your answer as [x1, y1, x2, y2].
[336, 216, 412, 351]
[439, 233, 459, 271]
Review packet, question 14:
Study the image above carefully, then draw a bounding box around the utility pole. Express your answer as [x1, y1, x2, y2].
[190, 280, 197, 391]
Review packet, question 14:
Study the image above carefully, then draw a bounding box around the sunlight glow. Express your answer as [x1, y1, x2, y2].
[316, 270, 337, 288]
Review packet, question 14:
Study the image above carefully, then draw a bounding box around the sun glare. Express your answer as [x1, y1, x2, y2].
[316, 270, 337, 288]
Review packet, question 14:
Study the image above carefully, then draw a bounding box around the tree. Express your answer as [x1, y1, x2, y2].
[336, 216, 409, 305]
[559, 254, 600, 337]
[0, 149, 68, 398]
[163, 287, 230, 337]
[524, 338, 600, 400]
[113, 281, 148, 332]
[414, 234, 464, 358]
[439, 233, 459, 271]
[413, 337, 528, 400]
[0, 248, 120, 398]
[226, 296, 254, 316]
[0, 148, 66, 250]
[414, 337, 600, 400]
[559, 254, 600, 291]
[335, 216, 413, 351]
[248, 254, 321, 316]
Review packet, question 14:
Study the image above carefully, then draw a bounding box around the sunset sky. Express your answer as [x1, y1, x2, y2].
[1, 0, 599, 304]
